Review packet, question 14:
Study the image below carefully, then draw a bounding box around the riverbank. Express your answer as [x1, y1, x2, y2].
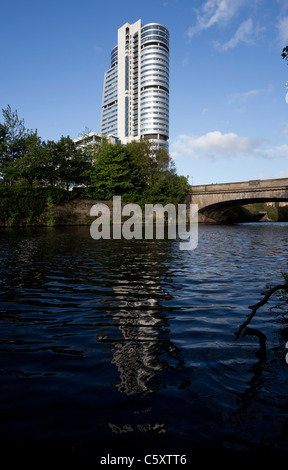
[0, 185, 190, 227]
[1, 193, 288, 227]
[0, 198, 107, 227]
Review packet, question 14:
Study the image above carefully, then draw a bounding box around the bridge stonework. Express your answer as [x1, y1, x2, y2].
[188, 178, 288, 223]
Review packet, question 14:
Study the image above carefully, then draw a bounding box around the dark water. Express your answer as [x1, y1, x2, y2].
[1, 223, 288, 456]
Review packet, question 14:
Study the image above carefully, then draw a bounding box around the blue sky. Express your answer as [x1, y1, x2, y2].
[1, 0, 287, 185]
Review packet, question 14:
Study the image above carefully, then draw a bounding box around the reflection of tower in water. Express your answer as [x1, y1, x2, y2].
[96, 242, 184, 396]
[111, 291, 171, 395]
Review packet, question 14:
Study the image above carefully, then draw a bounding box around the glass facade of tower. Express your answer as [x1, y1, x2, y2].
[100, 20, 169, 150]
[140, 24, 169, 146]
[100, 46, 118, 136]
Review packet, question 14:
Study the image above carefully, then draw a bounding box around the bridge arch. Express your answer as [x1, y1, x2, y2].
[189, 178, 288, 223]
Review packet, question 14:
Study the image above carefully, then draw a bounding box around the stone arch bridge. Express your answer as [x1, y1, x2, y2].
[188, 178, 288, 223]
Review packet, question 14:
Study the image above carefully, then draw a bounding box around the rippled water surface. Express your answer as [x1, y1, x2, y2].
[1, 223, 288, 454]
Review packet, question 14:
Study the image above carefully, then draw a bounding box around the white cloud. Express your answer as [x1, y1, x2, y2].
[276, 144, 288, 152]
[214, 18, 255, 50]
[187, 0, 265, 50]
[263, 143, 288, 159]
[259, 170, 288, 179]
[171, 130, 264, 160]
[228, 84, 274, 103]
[277, 16, 288, 44]
[187, 0, 247, 38]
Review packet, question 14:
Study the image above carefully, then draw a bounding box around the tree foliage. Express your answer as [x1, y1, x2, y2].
[0, 105, 35, 185]
[126, 139, 189, 205]
[91, 141, 144, 201]
[89, 138, 189, 204]
[281, 45, 288, 63]
[0, 106, 92, 189]
[0, 105, 189, 206]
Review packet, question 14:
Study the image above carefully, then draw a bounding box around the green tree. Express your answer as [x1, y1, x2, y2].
[4, 131, 44, 187]
[91, 141, 144, 201]
[281, 45, 288, 63]
[126, 140, 189, 204]
[147, 170, 189, 205]
[1, 105, 27, 162]
[0, 123, 8, 183]
[154, 145, 172, 171]
[126, 140, 172, 179]
[15, 135, 93, 190]
[0, 105, 30, 184]
[126, 139, 153, 181]
[52, 135, 92, 190]
[0, 106, 189, 204]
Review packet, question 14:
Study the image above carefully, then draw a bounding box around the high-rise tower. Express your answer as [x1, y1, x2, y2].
[100, 19, 169, 150]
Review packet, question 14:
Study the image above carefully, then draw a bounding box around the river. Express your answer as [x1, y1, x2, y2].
[0, 223, 288, 456]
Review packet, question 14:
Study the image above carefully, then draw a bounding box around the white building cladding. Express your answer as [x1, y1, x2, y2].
[100, 19, 169, 149]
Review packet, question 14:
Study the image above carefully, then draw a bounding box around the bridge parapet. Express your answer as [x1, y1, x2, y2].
[190, 178, 288, 194]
